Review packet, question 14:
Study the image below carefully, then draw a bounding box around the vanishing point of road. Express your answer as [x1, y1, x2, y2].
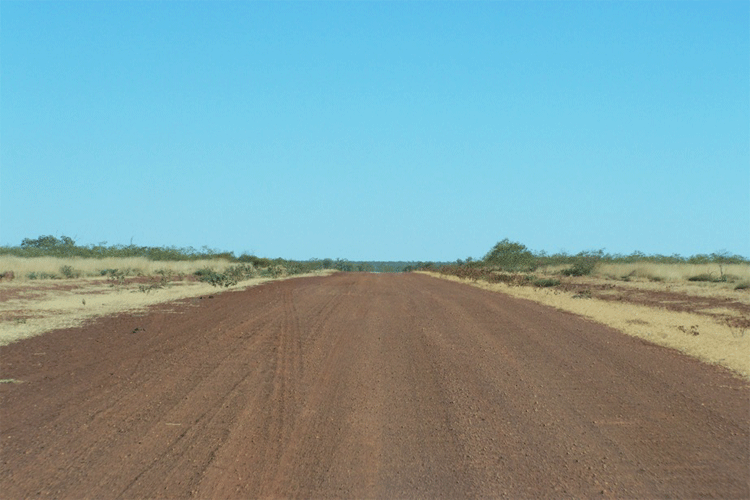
[1, 273, 748, 498]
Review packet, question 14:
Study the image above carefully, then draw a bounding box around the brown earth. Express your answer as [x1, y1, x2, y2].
[1, 272, 748, 499]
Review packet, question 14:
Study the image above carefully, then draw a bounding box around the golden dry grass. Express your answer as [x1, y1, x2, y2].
[592, 262, 750, 283]
[0, 256, 235, 280]
[423, 271, 750, 380]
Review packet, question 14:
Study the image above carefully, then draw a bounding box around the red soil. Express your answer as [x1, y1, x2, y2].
[1, 273, 748, 498]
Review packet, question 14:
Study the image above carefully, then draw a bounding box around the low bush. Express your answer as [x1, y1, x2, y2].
[27, 271, 60, 280]
[533, 278, 560, 288]
[687, 273, 728, 283]
[198, 271, 237, 288]
[560, 267, 586, 276]
[487, 273, 536, 286]
[558, 251, 602, 276]
[197, 264, 257, 288]
[59, 265, 81, 279]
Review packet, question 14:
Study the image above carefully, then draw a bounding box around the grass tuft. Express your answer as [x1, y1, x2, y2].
[688, 273, 717, 282]
[533, 278, 560, 288]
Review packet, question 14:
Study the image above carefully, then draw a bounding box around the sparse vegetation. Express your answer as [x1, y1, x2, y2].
[598, 263, 750, 283]
[559, 251, 603, 277]
[3, 235, 748, 287]
[59, 265, 80, 279]
[678, 325, 701, 336]
[426, 238, 749, 290]
[0, 235, 423, 282]
[533, 278, 560, 288]
[9, 235, 235, 261]
[688, 274, 719, 282]
[198, 264, 258, 288]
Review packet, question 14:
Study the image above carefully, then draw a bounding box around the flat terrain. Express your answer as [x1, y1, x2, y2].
[426, 271, 750, 378]
[0, 272, 334, 346]
[1, 273, 748, 498]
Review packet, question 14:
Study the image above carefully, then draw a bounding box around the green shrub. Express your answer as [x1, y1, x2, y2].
[484, 239, 537, 272]
[735, 281, 749, 290]
[560, 267, 586, 276]
[236, 254, 273, 267]
[533, 278, 560, 287]
[104, 269, 127, 286]
[59, 265, 81, 279]
[197, 264, 257, 287]
[226, 264, 256, 281]
[198, 271, 236, 287]
[559, 251, 602, 276]
[194, 267, 214, 277]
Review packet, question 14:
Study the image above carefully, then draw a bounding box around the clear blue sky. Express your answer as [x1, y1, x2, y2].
[2, 1, 748, 261]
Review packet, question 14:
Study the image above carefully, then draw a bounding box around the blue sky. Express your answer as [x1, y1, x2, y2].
[2, 1, 748, 261]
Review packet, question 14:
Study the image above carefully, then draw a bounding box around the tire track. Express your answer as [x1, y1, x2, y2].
[1, 273, 747, 499]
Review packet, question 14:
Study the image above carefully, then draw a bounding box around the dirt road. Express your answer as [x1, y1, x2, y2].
[1, 273, 748, 498]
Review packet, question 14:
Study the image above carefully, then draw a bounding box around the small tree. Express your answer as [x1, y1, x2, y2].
[484, 239, 537, 272]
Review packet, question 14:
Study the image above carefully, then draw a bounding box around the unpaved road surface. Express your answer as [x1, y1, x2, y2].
[2, 273, 748, 499]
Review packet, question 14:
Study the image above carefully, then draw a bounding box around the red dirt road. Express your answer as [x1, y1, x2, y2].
[1, 273, 748, 499]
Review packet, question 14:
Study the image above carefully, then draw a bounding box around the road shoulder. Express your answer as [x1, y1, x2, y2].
[421, 271, 750, 380]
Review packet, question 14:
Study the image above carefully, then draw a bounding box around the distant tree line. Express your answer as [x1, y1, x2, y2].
[1, 235, 428, 273]
[6, 235, 236, 261]
[428, 238, 749, 276]
[8, 235, 743, 277]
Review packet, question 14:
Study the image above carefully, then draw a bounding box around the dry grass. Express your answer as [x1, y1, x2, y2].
[0, 256, 234, 280]
[592, 262, 750, 283]
[423, 271, 750, 380]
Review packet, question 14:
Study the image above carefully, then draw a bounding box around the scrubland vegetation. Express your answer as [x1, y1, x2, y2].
[0, 235, 421, 286]
[0, 255, 234, 281]
[433, 238, 750, 289]
[3, 235, 748, 287]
